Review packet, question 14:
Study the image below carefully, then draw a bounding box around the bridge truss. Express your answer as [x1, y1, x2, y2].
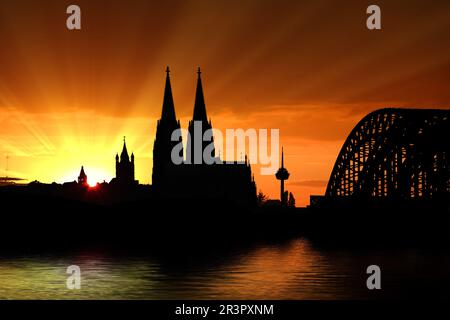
[326, 108, 449, 199]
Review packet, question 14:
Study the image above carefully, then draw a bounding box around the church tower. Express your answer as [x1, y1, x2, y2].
[149, 66, 257, 205]
[115, 137, 135, 184]
[152, 67, 183, 189]
[78, 166, 88, 186]
[186, 67, 215, 164]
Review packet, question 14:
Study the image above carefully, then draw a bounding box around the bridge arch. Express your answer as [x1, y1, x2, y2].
[326, 108, 449, 199]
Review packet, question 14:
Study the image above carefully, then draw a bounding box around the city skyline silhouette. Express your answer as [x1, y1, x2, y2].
[2, 1, 450, 206]
[0, 0, 450, 304]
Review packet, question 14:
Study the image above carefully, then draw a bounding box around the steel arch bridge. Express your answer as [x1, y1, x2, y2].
[326, 108, 450, 199]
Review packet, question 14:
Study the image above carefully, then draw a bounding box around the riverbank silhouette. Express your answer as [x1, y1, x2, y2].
[0, 183, 448, 252]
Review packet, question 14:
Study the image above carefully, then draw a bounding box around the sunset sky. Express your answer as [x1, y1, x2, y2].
[0, 0, 450, 205]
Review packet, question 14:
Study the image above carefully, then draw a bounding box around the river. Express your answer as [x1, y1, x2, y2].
[0, 237, 449, 299]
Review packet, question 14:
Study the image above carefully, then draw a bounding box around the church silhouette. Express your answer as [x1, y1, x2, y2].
[110, 137, 137, 186]
[152, 67, 256, 206]
[6, 67, 257, 209]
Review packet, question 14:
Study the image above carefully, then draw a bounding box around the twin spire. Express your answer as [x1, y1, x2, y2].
[193, 67, 208, 122]
[161, 66, 209, 124]
[161, 67, 177, 123]
[155, 66, 214, 166]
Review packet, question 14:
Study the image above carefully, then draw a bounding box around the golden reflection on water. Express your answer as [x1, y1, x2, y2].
[0, 254, 162, 299]
[0, 238, 406, 299]
[204, 239, 348, 299]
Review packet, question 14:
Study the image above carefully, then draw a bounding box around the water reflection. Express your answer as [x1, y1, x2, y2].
[0, 238, 449, 299]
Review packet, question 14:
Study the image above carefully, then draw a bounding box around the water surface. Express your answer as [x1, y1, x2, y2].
[1, 238, 449, 299]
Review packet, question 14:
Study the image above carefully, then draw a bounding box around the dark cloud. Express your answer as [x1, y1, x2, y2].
[1, 0, 450, 117]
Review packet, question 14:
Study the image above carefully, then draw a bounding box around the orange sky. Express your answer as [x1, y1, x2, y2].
[1, 0, 450, 206]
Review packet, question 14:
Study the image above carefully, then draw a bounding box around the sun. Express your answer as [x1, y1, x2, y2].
[61, 167, 112, 187]
[86, 168, 111, 187]
[87, 178, 98, 188]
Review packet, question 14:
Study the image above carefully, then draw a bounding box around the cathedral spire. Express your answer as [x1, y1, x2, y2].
[79, 166, 86, 177]
[78, 166, 87, 185]
[186, 67, 215, 163]
[193, 67, 208, 122]
[121, 136, 130, 162]
[161, 66, 177, 123]
[153, 66, 183, 189]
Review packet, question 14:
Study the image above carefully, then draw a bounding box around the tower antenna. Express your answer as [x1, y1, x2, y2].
[275, 147, 290, 206]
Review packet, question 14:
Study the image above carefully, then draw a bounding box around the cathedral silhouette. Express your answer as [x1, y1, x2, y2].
[152, 67, 257, 206]
[47, 67, 256, 207]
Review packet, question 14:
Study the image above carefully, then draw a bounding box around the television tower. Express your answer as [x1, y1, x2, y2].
[275, 147, 290, 206]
